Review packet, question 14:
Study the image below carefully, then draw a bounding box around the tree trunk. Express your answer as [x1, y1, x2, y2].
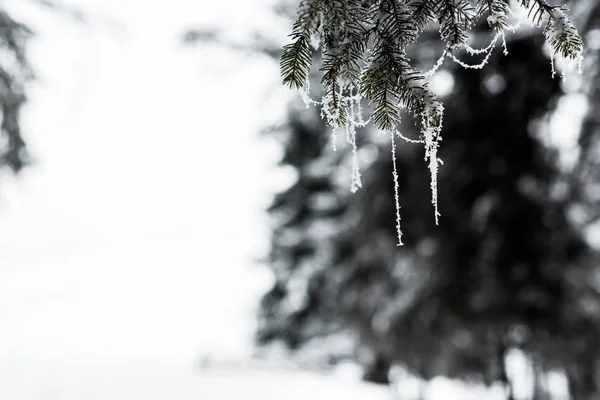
[363, 356, 391, 385]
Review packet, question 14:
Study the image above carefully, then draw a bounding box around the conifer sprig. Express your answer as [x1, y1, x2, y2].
[518, 0, 583, 59]
[280, 0, 321, 89]
[319, 0, 368, 127]
[410, 0, 438, 32]
[437, 0, 476, 50]
[542, 6, 583, 60]
[281, 37, 313, 89]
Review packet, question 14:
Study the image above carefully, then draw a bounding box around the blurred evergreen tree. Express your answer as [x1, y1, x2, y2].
[0, 1, 82, 177]
[0, 8, 33, 173]
[185, 1, 600, 398]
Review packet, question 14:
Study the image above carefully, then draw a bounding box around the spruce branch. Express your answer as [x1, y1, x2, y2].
[279, 0, 584, 243]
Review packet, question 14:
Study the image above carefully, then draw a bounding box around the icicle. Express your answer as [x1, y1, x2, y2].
[331, 130, 337, 151]
[346, 97, 362, 193]
[501, 32, 509, 56]
[550, 52, 556, 79]
[577, 54, 584, 74]
[420, 102, 444, 225]
[390, 130, 404, 246]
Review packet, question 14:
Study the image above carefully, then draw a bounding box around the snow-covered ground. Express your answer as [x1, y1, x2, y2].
[0, 358, 393, 400]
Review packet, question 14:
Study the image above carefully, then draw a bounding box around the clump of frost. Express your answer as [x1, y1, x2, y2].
[299, 80, 321, 108]
[424, 50, 447, 78]
[487, 13, 503, 26]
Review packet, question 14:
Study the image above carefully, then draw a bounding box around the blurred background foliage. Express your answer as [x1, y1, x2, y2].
[0, 8, 33, 174]
[187, 0, 600, 399]
[0, 0, 84, 177]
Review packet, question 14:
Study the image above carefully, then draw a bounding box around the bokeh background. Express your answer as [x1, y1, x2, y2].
[1, 0, 600, 399]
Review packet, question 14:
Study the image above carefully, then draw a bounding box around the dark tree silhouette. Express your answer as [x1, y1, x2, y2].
[255, 6, 600, 400]
[184, 1, 600, 398]
[0, 1, 84, 177]
[0, 8, 33, 173]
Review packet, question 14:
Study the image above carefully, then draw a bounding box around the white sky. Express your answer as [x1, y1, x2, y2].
[0, 0, 292, 364]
